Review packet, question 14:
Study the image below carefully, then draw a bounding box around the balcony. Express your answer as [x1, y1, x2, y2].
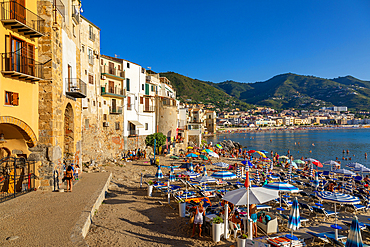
[129, 129, 139, 137]
[101, 86, 125, 98]
[65, 78, 87, 98]
[143, 105, 155, 112]
[1, 1, 45, 38]
[109, 106, 122, 114]
[101, 65, 125, 80]
[1, 50, 44, 81]
[71, 5, 79, 24]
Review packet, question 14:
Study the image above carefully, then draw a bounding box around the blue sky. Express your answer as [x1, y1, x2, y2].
[82, 0, 370, 83]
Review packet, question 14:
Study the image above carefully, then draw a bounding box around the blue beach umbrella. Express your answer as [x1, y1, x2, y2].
[287, 164, 292, 182]
[287, 197, 301, 242]
[347, 162, 363, 168]
[313, 172, 319, 188]
[181, 171, 199, 179]
[345, 216, 363, 247]
[211, 170, 236, 180]
[155, 165, 163, 179]
[333, 169, 356, 176]
[319, 180, 324, 191]
[309, 163, 314, 178]
[263, 182, 299, 210]
[236, 166, 241, 179]
[169, 166, 175, 182]
[316, 191, 361, 240]
[354, 166, 370, 173]
[186, 153, 198, 158]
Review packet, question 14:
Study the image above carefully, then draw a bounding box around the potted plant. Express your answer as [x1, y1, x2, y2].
[237, 233, 248, 247]
[147, 181, 154, 197]
[178, 199, 186, 217]
[212, 216, 223, 243]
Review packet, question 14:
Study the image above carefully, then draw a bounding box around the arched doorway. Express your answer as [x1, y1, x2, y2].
[64, 103, 74, 160]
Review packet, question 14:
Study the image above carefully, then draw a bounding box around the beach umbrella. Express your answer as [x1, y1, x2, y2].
[287, 197, 301, 243]
[255, 170, 260, 184]
[223, 187, 279, 205]
[316, 191, 361, 240]
[211, 170, 236, 180]
[309, 163, 314, 178]
[287, 164, 292, 182]
[264, 165, 269, 176]
[313, 171, 319, 188]
[333, 169, 356, 176]
[186, 153, 198, 158]
[155, 165, 163, 179]
[304, 158, 317, 163]
[319, 180, 324, 191]
[347, 162, 363, 168]
[199, 154, 208, 160]
[260, 150, 269, 154]
[187, 146, 193, 149]
[345, 216, 363, 247]
[255, 151, 267, 158]
[205, 149, 212, 153]
[188, 163, 194, 172]
[294, 159, 305, 165]
[247, 150, 256, 154]
[324, 160, 341, 166]
[280, 156, 290, 160]
[169, 166, 176, 182]
[237, 166, 241, 179]
[345, 180, 353, 194]
[354, 166, 370, 173]
[216, 144, 222, 149]
[213, 162, 229, 169]
[180, 171, 199, 179]
[193, 169, 217, 184]
[263, 182, 299, 210]
[208, 152, 219, 158]
[248, 160, 254, 168]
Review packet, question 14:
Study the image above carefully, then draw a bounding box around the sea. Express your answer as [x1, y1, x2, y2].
[205, 128, 370, 170]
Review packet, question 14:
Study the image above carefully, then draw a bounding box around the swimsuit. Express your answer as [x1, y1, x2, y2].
[194, 207, 204, 225]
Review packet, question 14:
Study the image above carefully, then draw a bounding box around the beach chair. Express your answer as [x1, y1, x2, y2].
[345, 203, 366, 213]
[307, 231, 330, 246]
[229, 220, 241, 239]
[322, 171, 331, 179]
[299, 202, 313, 215]
[309, 193, 320, 202]
[299, 191, 309, 198]
[312, 206, 337, 221]
[326, 236, 345, 247]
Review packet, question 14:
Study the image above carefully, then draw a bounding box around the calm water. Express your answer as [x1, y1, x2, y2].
[206, 128, 370, 169]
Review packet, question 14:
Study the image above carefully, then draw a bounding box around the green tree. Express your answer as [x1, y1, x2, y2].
[145, 132, 166, 154]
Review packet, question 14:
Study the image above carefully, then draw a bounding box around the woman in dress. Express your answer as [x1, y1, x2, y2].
[191, 201, 205, 238]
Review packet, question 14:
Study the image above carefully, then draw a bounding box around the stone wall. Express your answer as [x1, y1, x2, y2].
[126, 135, 147, 151]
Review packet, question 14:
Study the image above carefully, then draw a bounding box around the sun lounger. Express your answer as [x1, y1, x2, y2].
[299, 202, 313, 215]
[312, 206, 337, 221]
[299, 191, 309, 198]
[345, 203, 366, 213]
[256, 205, 272, 211]
[307, 231, 330, 246]
[309, 193, 321, 202]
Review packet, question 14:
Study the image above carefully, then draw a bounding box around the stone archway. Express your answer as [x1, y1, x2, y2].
[0, 116, 37, 147]
[63, 103, 74, 157]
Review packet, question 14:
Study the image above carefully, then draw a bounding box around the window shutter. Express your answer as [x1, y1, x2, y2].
[12, 92, 19, 106]
[140, 97, 143, 104]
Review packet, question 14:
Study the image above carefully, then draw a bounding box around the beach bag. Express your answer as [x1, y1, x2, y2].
[189, 212, 194, 224]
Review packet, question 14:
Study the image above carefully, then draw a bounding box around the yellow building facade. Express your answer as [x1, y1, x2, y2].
[0, 0, 44, 158]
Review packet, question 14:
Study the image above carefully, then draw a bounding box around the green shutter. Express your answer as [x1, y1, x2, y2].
[126, 78, 130, 91]
[145, 83, 149, 95]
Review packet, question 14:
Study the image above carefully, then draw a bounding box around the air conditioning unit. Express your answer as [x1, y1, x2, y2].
[101, 75, 106, 80]
[103, 122, 109, 127]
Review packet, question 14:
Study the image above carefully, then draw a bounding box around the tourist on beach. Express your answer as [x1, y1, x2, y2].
[191, 201, 205, 238]
[249, 204, 258, 237]
[64, 165, 74, 192]
[364, 175, 369, 183]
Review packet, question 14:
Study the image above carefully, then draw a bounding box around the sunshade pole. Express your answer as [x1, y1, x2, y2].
[335, 203, 338, 240]
[224, 203, 229, 240]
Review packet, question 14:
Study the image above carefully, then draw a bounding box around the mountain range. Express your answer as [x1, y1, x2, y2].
[159, 72, 370, 111]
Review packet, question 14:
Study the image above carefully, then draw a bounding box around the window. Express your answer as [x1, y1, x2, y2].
[103, 114, 107, 121]
[115, 122, 120, 130]
[142, 84, 144, 90]
[141, 68, 145, 74]
[88, 74, 94, 84]
[101, 59, 103, 65]
[5, 91, 19, 106]
[151, 85, 154, 92]
[118, 65, 121, 70]
[81, 45, 85, 53]
[85, 119, 89, 129]
[126, 78, 130, 91]
[127, 62, 130, 68]
[93, 101, 95, 106]
[145, 123, 148, 130]
[88, 48, 94, 65]
[104, 100, 106, 105]
[140, 97, 143, 104]
[89, 26, 95, 41]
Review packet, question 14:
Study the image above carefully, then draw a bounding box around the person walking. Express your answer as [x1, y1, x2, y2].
[65, 165, 74, 192]
[191, 201, 205, 238]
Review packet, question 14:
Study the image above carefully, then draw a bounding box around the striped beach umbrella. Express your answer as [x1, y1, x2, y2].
[236, 166, 241, 179]
[345, 179, 353, 194]
[319, 180, 324, 191]
[347, 162, 363, 168]
[181, 171, 199, 179]
[309, 163, 314, 178]
[317, 191, 361, 240]
[186, 153, 198, 158]
[313, 172, 319, 188]
[287, 197, 301, 242]
[211, 170, 236, 180]
[155, 165, 163, 179]
[203, 167, 207, 176]
[255, 170, 260, 184]
[213, 162, 230, 169]
[169, 166, 176, 182]
[263, 182, 299, 210]
[345, 216, 363, 247]
[287, 164, 292, 182]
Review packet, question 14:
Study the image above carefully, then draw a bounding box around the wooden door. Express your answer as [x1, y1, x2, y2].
[11, 37, 23, 73]
[127, 96, 131, 110]
[109, 62, 114, 75]
[144, 97, 149, 111]
[10, 0, 26, 23]
[112, 99, 116, 112]
[108, 81, 114, 94]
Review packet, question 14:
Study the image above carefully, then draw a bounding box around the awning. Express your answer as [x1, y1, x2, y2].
[128, 120, 144, 128]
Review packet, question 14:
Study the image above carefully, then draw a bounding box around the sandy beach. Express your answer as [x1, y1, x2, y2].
[85, 154, 370, 246]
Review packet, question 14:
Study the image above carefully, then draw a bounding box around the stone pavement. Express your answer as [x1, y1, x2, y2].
[0, 172, 111, 247]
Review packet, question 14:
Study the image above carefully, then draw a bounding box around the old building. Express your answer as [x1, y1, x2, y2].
[35, 0, 85, 189]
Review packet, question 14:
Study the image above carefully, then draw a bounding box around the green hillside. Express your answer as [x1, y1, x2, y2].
[159, 72, 252, 111]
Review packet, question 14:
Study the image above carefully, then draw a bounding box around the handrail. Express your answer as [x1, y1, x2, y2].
[65, 78, 87, 96]
[1, 50, 44, 79]
[101, 65, 125, 78]
[1, 1, 45, 35]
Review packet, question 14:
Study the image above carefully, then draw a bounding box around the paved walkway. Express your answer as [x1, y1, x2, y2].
[0, 172, 111, 246]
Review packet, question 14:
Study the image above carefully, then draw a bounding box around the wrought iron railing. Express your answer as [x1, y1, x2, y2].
[129, 129, 139, 136]
[0, 1, 45, 35]
[0, 157, 36, 203]
[101, 65, 125, 78]
[1, 50, 44, 79]
[143, 105, 155, 112]
[101, 86, 124, 96]
[65, 78, 87, 97]
[109, 106, 122, 114]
